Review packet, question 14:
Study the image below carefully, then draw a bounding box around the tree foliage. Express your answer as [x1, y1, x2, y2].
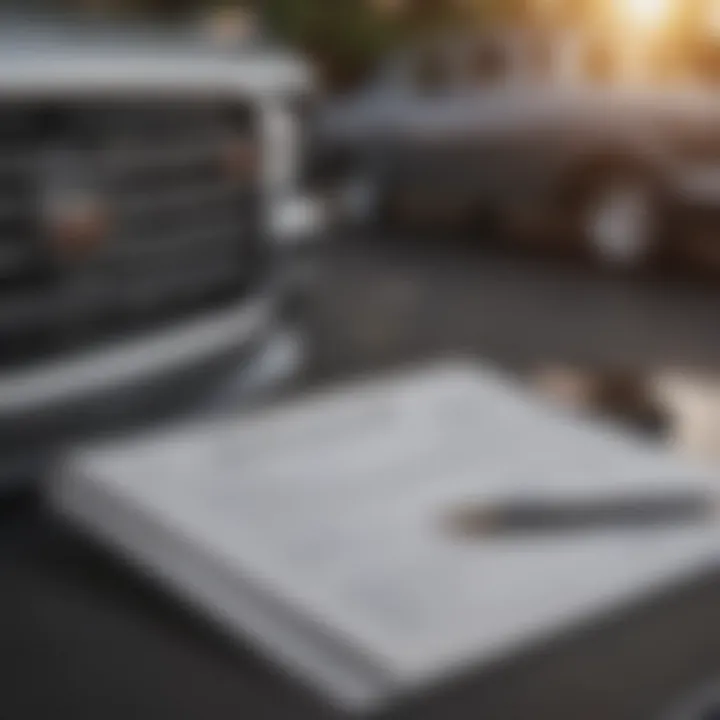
[260, 0, 401, 85]
[257, 0, 526, 84]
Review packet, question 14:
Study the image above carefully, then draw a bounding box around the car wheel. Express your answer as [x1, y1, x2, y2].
[579, 175, 660, 269]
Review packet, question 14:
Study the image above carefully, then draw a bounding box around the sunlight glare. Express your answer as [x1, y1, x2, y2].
[621, 0, 671, 30]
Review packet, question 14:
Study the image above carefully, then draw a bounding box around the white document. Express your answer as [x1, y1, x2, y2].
[52, 362, 720, 711]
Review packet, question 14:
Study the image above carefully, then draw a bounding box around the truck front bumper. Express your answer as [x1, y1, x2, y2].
[0, 288, 303, 491]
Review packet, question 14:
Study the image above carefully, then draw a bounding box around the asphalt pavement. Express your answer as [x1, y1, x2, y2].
[298, 230, 720, 384]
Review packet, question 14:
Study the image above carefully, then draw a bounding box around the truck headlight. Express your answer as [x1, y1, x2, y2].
[43, 191, 109, 261]
[39, 148, 109, 262]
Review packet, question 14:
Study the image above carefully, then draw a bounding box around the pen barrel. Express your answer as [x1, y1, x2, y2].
[449, 494, 713, 536]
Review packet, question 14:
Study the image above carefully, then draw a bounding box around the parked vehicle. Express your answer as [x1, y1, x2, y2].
[313, 30, 720, 267]
[0, 22, 317, 489]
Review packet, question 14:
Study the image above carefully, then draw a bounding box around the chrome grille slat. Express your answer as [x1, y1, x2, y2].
[101, 142, 222, 174]
[122, 262, 241, 306]
[110, 222, 242, 261]
[117, 182, 243, 217]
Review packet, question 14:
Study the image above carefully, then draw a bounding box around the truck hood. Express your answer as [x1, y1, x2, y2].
[0, 21, 312, 97]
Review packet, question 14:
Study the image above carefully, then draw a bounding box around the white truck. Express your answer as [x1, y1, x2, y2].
[0, 21, 317, 487]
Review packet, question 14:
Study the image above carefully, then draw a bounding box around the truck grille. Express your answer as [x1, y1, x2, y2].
[0, 100, 263, 369]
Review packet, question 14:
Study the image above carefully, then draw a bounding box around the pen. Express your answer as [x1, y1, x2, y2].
[446, 492, 716, 537]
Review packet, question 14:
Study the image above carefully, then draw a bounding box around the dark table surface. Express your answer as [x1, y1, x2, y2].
[4, 490, 720, 720]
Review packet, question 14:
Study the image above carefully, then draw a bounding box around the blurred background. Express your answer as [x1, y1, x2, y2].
[6, 1, 720, 719]
[8, 0, 720, 577]
[42, 0, 720, 87]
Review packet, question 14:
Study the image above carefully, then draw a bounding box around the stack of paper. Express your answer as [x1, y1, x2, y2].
[51, 363, 720, 711]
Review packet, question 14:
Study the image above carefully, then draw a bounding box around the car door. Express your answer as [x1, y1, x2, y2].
[388, 37, 537, 214]
[382, 42, 466, 211]
[448, 36, 551, 208]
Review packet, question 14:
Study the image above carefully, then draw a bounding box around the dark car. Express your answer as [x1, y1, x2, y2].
[314, 30, 720, 268]
[0, 22, 318, 491]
